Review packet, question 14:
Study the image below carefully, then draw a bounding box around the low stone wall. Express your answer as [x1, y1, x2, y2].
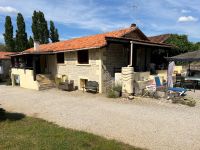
[11, 68, 39, 90]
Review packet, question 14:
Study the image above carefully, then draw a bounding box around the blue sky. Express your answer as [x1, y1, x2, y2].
[0, 0, 200, 43]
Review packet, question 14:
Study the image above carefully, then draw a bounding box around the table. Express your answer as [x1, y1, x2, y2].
[185, 76, 200, 81]
[184, 76, 200, 92]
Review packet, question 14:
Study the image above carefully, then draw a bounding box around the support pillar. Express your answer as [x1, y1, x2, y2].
[122, 67, 135, 97]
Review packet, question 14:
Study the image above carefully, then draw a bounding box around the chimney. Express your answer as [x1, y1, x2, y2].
[130, 23, 136, 27]
[34, 41, 39, 51]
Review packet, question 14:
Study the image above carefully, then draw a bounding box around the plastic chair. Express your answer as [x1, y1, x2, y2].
[154, 76, 166, 91]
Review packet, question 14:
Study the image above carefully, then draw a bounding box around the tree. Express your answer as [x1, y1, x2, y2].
[28, 36, 34, 48]
[165, 34, 199, 56]
[0, 44, 7, 52]
[32, 11, 39, 41]
[31, 11, 49, 44]
[49, 20, 59, 42]
[195, 42, 200, 49]
[3, 16, 15, 52]
[15, 13, 28, 52]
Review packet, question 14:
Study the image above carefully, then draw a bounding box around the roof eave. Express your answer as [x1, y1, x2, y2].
[105, 37, 173, 48]
[10, 45, 106, 57]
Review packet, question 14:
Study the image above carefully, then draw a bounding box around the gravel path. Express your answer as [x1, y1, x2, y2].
[1, 85, 200, 150]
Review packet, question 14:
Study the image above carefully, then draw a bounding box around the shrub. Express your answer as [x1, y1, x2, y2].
[172, 96, 196, 107]
[181, 98, 196, 107]
[107, 84, 122, 98]
[107, 89, 118, 98]
[112, 84, 122, 92]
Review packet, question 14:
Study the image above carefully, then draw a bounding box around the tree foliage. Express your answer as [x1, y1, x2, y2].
[3, 16, 15, 52]
[15, 13, 29, 52]
[49, 20, 59, 43]
[0, 44, 7, 52]
[32, 11, 49, 44]
[28, 36, 34, 48]
[196, 42, 200, 49]
[165, 34, 199, 56]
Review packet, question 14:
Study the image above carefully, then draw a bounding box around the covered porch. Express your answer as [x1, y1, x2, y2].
[106, 37, 172, 73]
[10, 53, 57, 90]
[105, 37, 174, 95]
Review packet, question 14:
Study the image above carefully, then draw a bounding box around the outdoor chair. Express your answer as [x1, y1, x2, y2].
[143, 76, 166, 98]
[84, 81, 99, 93]
[154, 76, 166, 91]
[58, 80, 74, 91]
[168, 87, 187, 96]
[142, 84, 157, 98]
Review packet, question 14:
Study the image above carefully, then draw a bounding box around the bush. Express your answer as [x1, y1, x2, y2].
[172, 96, 196, 107]
[112, 84, 122, 92]
[181, 98, 196, 107]
[107, 90, 118, 98]
[107, 84, 122, 98]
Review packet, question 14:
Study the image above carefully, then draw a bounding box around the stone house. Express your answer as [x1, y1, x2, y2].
[148, 34, 172, 43]
[0, 52, 14, 81]
[10, 24, 172, 93]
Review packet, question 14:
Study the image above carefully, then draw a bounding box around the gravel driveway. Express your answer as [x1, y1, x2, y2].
[1, 85, 200, 150]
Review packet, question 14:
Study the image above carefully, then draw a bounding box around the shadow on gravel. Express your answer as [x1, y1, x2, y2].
[0, 107, 25, 121]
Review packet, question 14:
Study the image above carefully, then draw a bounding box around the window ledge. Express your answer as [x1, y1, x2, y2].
[57, 63, 66, 66]
[76, 64, 91, 66]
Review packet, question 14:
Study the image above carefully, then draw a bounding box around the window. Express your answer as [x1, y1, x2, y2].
[77, 50, 89, 64]
[57, 53, 64, 63]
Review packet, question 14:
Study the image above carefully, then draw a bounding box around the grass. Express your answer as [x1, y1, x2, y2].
[0, 112, 143, 150]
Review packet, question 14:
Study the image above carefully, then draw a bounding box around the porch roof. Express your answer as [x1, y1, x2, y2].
[166, 50, 200, 62]
[105, 37, 173, 48]
[0, 52, 15, 59]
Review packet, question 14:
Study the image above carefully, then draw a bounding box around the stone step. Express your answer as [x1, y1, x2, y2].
[38, 80, 54, 84]
[36, 74, 53, 81]
[36, 74, 56, 90]
[39, 84, 56, 91]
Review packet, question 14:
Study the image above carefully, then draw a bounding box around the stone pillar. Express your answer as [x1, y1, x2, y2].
[122, 67, 135, 97]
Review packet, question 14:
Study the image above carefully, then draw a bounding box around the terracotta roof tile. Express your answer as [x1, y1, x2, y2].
[148, 34, 171, 43]
[25, 27, 136, 53]
[0, 52, 15, 59]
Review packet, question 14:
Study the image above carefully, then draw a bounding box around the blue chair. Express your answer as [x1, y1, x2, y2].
[154, 76, 166, 91]
[168, 87, 187, 96]
[155, 76, 187, 96]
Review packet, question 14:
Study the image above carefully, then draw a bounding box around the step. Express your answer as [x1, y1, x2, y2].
[36, 74, 53, 81]
[39, 84, 56, 91]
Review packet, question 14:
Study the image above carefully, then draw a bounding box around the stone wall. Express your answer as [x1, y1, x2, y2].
[0, 59, 11, 80]
[102, 43, 129, 93]
[56, 49, 101, 91]
[11, 68, 39, 90]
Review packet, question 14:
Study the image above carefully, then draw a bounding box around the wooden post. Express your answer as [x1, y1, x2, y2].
[32, 55, 36, 81]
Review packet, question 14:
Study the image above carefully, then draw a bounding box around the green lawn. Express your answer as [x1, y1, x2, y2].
[0, 112, 143, 150]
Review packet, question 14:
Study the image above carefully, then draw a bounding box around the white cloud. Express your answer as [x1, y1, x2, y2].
[0, 6, 18, 14]
[0, 0, 200, 41]
[181, 9, 191, 13]
[178, 16, 198, 22]
[0, 1, 132, 32]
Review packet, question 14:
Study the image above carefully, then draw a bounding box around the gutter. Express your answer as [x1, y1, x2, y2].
[9, 45, 107, 57]
[128, 41, 133, 67]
